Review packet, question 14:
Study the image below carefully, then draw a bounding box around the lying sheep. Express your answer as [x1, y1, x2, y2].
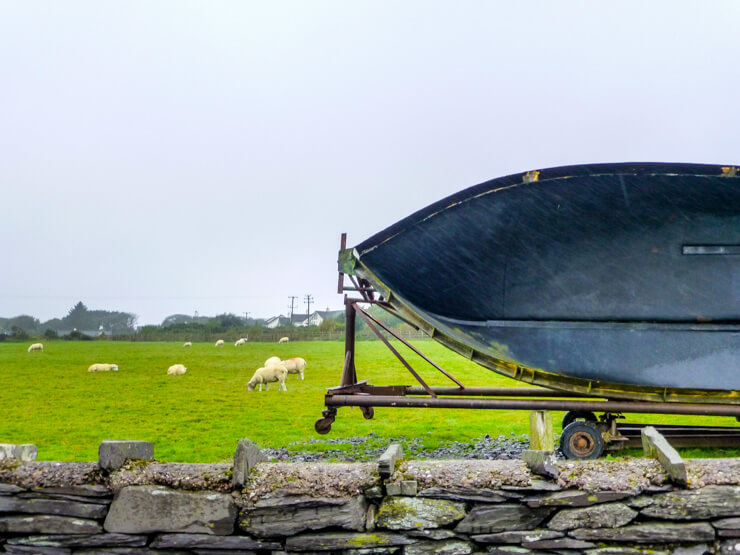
[278, 336, 289, 344]
[183, 341, 192, 347]
[235, 338, 247, 347]
[88, 363, 119, 372]
[167, 364, 187, 375]
[215, 339, 224, 347]
[282, 357, 307, 380]
[247, 364, 287, 392]
[265, 356, 281, 367]
[27, 343, 43, 353]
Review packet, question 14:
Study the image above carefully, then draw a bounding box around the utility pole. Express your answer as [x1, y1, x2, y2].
[244, 312, 250, 324]
[304, 294, 314, 325]
[288, 296, 298, 325]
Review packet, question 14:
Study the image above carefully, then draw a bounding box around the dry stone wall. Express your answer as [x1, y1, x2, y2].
[2, 451, 740, 554]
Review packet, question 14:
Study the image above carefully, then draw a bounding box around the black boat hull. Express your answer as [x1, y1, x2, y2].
[343, 163, 740, 403]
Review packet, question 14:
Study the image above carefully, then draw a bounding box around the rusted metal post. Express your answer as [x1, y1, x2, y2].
[340, 296, 357, 386]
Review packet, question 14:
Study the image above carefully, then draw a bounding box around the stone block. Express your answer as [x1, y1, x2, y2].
[98, 441, 153, 471]
[365, 502, 377, 531]
[0, 515, 103, 534]
[408, 528, 459, 540]
[3, 546, 71, 555]
[285, 531, 412, 551]
[640, 485, 740, 520]
[385, 482, 402, 496]
[0, 496, 108, 519]
[527, 489, 633, 508]
[521, 450, 558, 479]
[405, 539, 475, 554]
[0, 444, 37, 462]
[365, 485, 384, 499]
[570, 521, 715, 543]
[547, 502, 638, 531]
[6, 534, 147, 548]
[378, 443, 404, 478]
[716, 518, 740, 530]
[376, 496, 466, 530]
[401, 480, 418, 496]
[150, 533, 280, 550]
[239, 495, 367, 537]
[418, 486, 508, 503]
[470, 529, 563, 544]
[522, 537, 596, 550]
[104, 485, 235, 535]
[0, 483, 25, 494]
[455, 503, 552, 534]
[232, 438, 268, 489]
[642, 426, 687, 486]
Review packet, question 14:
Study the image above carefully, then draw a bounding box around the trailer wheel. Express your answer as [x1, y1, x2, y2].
[361, 406, 375, 420]
[560, 421, 605, 460]
[315, 417, 334, 435]
[562, 410, 597, 429]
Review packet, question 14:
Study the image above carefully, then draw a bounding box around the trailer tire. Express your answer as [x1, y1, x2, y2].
[562, 410, 598, 429]
[315, 417, 334, 435]
[560, 421, 604, 460]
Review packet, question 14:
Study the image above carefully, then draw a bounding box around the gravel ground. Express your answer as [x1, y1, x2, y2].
[262, 432, 531, 463]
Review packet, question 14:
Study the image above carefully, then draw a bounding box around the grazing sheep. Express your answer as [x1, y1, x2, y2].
[27, 343, 43, 353]
[167, 364, 187, 375]
[88, 363, 119, 372]
[278, 336, 289, 344]
[283, 357, 307, 380]
[264, 356, 282, 367]
[215, 339, 224, 347]
[183, 341, 192, 347]
[247, 364, 288, 392]
[235, 338, 247, 347]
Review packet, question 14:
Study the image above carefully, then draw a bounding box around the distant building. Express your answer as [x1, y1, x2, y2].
[294, 310, 344, 327]
[264, 315, 294, 329]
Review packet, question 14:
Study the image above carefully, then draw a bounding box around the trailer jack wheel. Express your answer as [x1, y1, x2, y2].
[360, 406, 375, 420]
[560, 421, 605, 460]
[315, 408, 337, 435]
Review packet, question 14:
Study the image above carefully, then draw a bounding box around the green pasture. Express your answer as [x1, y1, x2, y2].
[1, 340, 737, 462]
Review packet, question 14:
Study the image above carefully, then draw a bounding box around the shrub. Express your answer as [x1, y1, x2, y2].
[63, 330, 93, 341]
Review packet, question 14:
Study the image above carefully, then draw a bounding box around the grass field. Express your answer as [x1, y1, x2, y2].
[1, 339, 738, 462]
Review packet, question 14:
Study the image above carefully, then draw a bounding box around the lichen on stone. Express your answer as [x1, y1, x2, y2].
[235, 462, 380, 508]
[391, 459, 531, 490]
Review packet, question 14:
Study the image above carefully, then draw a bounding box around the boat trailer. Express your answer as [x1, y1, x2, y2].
[317, 235, 740, 460]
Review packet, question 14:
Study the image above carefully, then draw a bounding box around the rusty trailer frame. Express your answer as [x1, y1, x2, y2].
[317, 234, 740, 458]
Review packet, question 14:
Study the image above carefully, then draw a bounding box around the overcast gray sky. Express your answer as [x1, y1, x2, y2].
[1, 1, 739, 326]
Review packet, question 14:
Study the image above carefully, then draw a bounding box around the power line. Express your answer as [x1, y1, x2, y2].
[304, 294, 313, 325]
[287, 296, 298, 325]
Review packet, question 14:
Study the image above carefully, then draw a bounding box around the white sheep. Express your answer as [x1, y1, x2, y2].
[167, 364, 187, 375]
[282, 357, 307, 380]
[264, 356, 282, 367]
[215, 339, 224, 347]
[235, 338, 247, 347]
[183, 341, 192, 347]
[247, 364, 287, 392]
[88, 363, 119, 372]
[27, 343, 43, 353]
[278, 336, 289, 344]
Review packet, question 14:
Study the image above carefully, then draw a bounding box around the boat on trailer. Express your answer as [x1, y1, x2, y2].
[340, 162, 740, 404]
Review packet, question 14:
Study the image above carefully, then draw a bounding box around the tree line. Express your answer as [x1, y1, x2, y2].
[0, 302, 414, 342]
